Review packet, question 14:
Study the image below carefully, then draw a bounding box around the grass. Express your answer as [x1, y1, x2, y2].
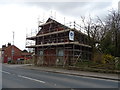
[72, 60, 120, 74]
[30, 59, 120, 74]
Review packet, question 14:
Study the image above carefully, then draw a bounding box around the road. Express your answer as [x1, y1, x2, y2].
[1, 64, 119, 88]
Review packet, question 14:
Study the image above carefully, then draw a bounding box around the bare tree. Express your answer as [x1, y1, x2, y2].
[81, 16, 93, 46]
[80, 16, 103, 47]
[104, 10, 120, 56]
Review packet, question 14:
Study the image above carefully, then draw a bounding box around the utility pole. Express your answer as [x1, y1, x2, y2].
[11, 31, 14, 63]
[64, 17, 65, 25]
[118, 1, 120, 13]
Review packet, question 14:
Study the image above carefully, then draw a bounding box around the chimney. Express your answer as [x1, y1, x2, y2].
[8, 43, 11, 47]
[2, 45, 6, 51]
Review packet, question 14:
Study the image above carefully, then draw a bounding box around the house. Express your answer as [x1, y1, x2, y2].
[2, 43, 32, 64]
[1, 43, 22, 63]
[26, 18, 92, 66]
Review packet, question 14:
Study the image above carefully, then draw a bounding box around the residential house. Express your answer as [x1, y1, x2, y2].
[2, 43, 32, 63]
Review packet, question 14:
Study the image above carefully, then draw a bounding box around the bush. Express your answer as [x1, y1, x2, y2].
[103, 54, 114, 64]
[24, 59, 32, 64]
[75, 60, 97, 67]
[93, 53, 103, 64]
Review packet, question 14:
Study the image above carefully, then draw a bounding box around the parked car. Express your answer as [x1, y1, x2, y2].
[17, 58, 24, 64]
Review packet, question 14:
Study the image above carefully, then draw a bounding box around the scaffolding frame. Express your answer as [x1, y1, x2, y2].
[26, 18, 92, 66]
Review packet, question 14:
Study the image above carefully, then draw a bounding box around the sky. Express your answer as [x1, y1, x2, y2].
[0, 0, 119, 50]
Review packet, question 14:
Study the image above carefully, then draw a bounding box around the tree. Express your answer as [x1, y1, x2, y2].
[80, 16, 104, 61]
[80, 9, 120, 59]
[100, 10, 120, 57]
[22, 49, 28, 53]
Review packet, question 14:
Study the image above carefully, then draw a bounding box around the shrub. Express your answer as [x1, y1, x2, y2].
[93, 53, 114, 64]
[24, 59, 32, 64]
[103, 54, 114, 64]
[93, 53, 103, 64]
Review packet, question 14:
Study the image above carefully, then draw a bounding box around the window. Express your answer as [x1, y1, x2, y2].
[39, 50, 43, 56]
[57, 49, 64, 56]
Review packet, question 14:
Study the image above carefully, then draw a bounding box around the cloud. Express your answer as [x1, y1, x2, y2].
[21, 2, 112, 20]
[0, 1, 117, 50]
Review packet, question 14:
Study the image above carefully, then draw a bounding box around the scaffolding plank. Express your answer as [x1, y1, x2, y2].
[26, 42, 91, 48]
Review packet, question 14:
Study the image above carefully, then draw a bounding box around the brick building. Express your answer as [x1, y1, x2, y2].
[26, 18, 92, 66]
[2, 43, 32, 63]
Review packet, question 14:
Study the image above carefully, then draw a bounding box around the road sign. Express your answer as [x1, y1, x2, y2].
[69, 31, 74, 41]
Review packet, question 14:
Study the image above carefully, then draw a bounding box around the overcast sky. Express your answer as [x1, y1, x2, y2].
[0, 0, 119, 50]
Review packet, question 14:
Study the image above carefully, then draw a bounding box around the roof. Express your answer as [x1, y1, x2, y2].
[27, 18, 89, 40]
[39, 18, 69, 29]
[4, 45, 22, 52]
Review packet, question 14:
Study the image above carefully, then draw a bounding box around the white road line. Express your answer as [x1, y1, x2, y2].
[0, 70, 118, 83]
[18, 75, 45, 84]
[0, 70, 45, 84]
[0, 70, 11, 74]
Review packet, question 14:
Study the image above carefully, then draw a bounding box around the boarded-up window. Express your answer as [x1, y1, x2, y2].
[39, 50, 43, 56]
[57, 49, 64, 56]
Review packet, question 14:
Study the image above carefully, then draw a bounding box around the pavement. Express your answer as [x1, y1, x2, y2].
[22, 64, 119, 81]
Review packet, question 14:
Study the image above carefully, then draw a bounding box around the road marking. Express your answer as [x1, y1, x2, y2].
[0, 70, 11, 74]
[18, 75, 45, 84]
[0, 70, 46, 84]
[0, 70, 118, 83]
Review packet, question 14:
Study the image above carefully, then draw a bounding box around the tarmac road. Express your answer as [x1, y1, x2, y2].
[1, 64, 119, 88]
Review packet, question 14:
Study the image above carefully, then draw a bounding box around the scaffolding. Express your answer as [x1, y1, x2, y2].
[26, 18, 92, 66]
